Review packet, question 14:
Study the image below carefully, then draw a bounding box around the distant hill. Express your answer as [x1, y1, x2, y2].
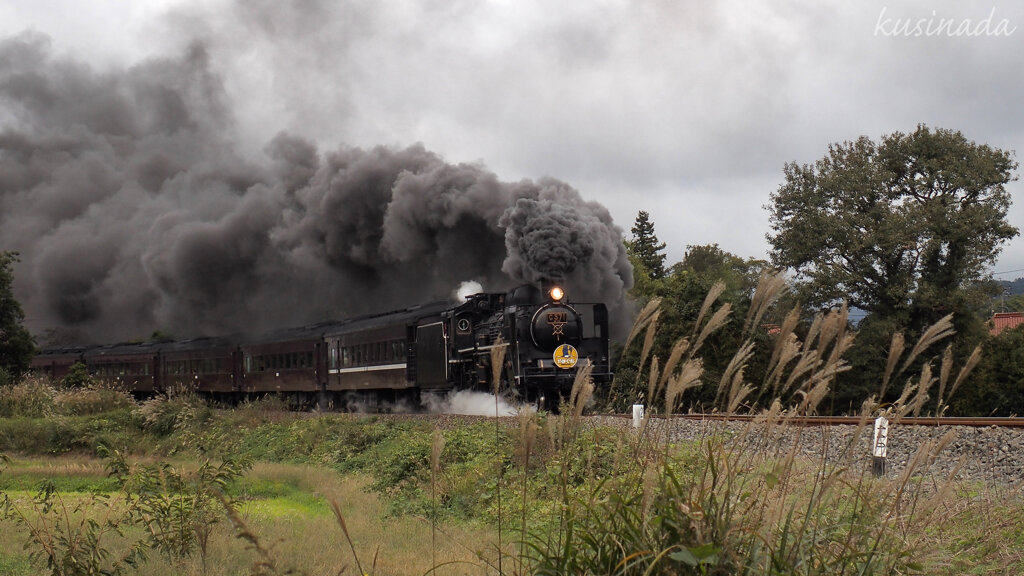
[999, 277, 1024, 295]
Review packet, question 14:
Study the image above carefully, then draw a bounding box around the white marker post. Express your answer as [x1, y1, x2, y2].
[632, 404, 645, 428]
[872, 416, 889, 476]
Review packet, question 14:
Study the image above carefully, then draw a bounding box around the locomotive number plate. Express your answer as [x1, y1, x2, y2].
[553, 344, 579, 369]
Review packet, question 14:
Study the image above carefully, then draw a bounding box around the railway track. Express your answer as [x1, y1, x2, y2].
[602, 413, 1024, 428]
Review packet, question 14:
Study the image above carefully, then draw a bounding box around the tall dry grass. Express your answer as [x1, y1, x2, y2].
[516, 273, 1015, 575]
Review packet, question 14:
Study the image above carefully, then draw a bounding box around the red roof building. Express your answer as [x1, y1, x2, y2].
[989, 312, 1024, 336]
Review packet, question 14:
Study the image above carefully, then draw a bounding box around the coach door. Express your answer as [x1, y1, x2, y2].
[414, 322, 448, 388]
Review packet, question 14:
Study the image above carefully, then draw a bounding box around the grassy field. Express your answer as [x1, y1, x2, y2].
[1, 455, 500, 576]
[3, 279, 1024, 575]
[2, 395, 1023, 575]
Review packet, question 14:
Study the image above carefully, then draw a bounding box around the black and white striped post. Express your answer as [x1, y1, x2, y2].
[872, 416, 889, 476]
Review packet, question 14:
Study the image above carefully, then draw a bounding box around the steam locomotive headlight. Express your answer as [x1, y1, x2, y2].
[549, 286, 565, 302]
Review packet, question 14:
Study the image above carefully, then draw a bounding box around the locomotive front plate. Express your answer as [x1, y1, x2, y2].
[553, 344, 579, 369]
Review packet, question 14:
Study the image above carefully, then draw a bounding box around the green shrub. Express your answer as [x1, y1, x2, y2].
[105, 448, 251, 565]
[3, 480, 146, 576]
[0, 377, 55, 418]
[58, 362, 93, 389]
[133, 391, 211, 437]
[54, 386, 136, 416]
[0, 410, 138, 454]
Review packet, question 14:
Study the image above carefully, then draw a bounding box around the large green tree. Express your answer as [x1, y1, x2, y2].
[769, 127, 1019, 413]
[628, 210, 668, 281]
[0, 251, 35, 384]
[767, 125, 1018, 324]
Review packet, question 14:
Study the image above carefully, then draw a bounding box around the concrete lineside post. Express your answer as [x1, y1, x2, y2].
[872, 416, 889, 476]
[632, 404, 644, 428]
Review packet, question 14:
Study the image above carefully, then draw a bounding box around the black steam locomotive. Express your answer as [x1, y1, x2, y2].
[31, 283, 611, 411]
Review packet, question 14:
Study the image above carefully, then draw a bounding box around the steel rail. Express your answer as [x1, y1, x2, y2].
[601, 413, 1024, 428]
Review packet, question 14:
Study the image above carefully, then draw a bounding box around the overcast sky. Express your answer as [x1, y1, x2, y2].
[3, 0, 1023, 279]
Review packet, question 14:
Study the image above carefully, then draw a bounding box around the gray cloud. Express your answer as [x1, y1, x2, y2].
[4, 0, 1024, 344]
[0, 32, 632, 343]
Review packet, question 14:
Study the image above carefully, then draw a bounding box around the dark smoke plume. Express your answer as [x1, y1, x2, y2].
[0, 32, 633, 344]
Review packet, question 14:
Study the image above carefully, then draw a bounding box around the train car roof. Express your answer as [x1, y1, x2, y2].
[322, 300, 454, 337]
[240, 320, 346, 346]
[33, 346, 89, 357]
[157, 335, 242, 353]
[82, 340, 163, 358]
